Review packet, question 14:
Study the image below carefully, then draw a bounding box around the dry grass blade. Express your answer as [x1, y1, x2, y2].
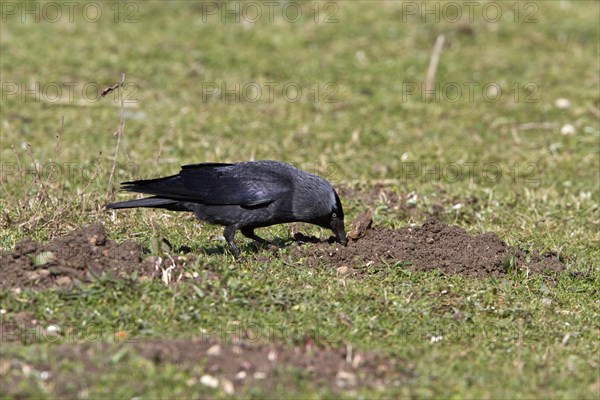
[106, 73, 127, 200]
[425, 34, 445, 101]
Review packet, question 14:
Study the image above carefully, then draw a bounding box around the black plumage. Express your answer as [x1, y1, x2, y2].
[106, 160, 346, 256]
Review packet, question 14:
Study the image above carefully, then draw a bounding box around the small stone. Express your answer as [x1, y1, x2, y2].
[55, 276, 72, 286]
[336, 265, 349, 274]
[430, 335, 444, 343]
[426, 237, 435, 244]
[561, 124, 576, 135]
[336, 370, 357, 388]
[46, 325, 60, 335]
[267, 348, 278, 362]
[21, 364, 32, 376]
[555, 98, 571, 109]
[221, 378, 235, 395]
[206, 344, 221, 356]
[88, 234, 106, 246]
[38, 269, 50, 278]
[253, 372, 266, 380]
[26, 271, 40, 281]
[200, 375, 219, 388]
[235, 371, 247, 380]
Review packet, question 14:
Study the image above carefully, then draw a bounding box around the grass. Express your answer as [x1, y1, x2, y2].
[1, 1, 599, 398]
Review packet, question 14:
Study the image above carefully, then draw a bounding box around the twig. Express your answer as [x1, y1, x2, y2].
[52, 116, 64, 163]
[24, 143, 43, 198]
[155, 138, 165, 166]
[106, 73, 127, 198]
[425, 34, 445, 101]
[9, 145, 24, 183]
[101, 81, 121, 97]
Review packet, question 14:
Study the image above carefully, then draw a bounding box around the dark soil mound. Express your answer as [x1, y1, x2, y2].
[0, 224, 150, 290]
[291, 215, 565, 278]
[1, 216, 565, 291]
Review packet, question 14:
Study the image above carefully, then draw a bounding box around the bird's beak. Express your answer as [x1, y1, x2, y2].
[331, 218, 347, 245]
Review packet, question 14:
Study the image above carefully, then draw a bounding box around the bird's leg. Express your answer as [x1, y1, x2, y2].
[223, 225, 240, 257]
[240, 227, 273, 249]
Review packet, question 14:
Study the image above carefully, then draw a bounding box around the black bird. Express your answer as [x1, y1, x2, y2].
[106, 160, 347, 256]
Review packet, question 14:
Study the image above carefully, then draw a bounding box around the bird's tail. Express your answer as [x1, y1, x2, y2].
[106, 196, 180, 210]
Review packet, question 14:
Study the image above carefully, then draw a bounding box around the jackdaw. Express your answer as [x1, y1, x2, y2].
[106, 160, 347, 256]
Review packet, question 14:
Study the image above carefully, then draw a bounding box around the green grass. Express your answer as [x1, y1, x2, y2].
[1, 1, 599, 398]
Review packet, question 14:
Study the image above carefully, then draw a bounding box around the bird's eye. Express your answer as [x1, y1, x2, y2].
[332, 213, 337, 218]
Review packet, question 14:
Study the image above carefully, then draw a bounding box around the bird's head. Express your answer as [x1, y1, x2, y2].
[293, 168, 347, 245]
[309, 189, 346, 245]
[329, 191, 347, 245]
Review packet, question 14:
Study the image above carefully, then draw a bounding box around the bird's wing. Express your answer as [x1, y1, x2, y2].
[179, 163, 291, 206]
[120, 163, 291, 207]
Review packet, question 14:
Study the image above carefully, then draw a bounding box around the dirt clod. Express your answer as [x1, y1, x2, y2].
[347, 208, 373, 241]
[0, 224, 145, 290]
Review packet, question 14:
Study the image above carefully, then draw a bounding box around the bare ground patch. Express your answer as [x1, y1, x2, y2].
[1, 219, 565, 293]
[0, 223, 153, 290]
[0, 338, 408, 397]
[290, 214, 565, 278]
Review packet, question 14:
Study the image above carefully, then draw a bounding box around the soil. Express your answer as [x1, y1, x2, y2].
[0, 193, 567, 396]
[1, 338, 407, 396]
[291, 215, 565, 278]
[0, 223, 154, 291]
[1, 209, 565, 292]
